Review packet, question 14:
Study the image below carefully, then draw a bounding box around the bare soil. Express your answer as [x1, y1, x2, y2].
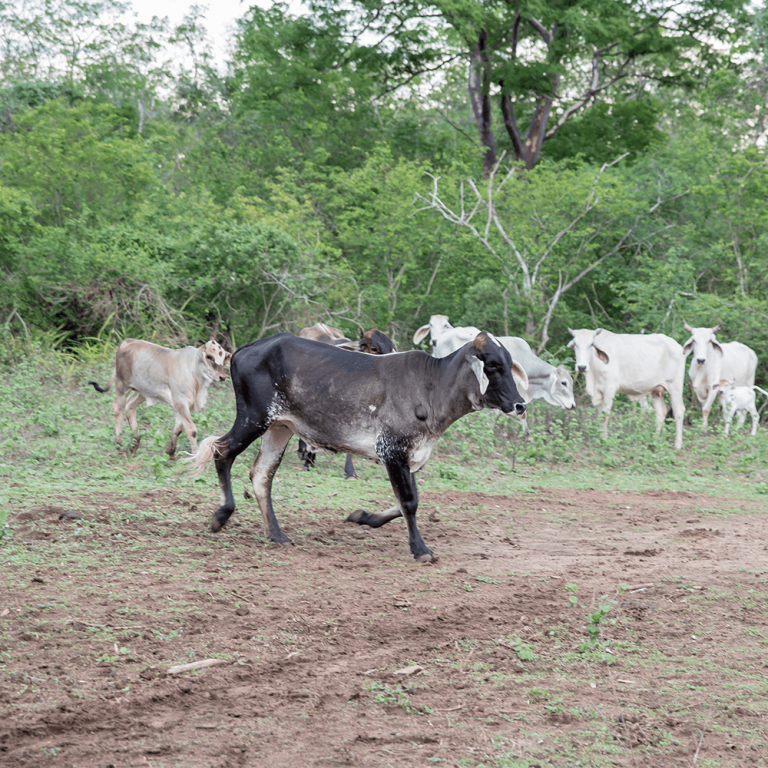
[2, 481, 768, 767]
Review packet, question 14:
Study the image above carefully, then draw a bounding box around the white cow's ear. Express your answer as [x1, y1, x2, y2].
[468, 355, 489, 394]
[413, 325, 430, 345]
[566, 338, 575, 348]
[710, 340, 724, 355]
[592, 343, 609, 364]
[510, 360, 528, 391]
[682, 338, 693, 356]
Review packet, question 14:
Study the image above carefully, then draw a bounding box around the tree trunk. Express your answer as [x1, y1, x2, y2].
[468, 30, 496, 177]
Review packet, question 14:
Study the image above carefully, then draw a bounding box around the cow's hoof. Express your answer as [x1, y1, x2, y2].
[346, 509, 367, 524]
[415, 552, 438, 564]
[269, 533, 293, 546]
[210, 517, 227, 533]
[345, 474, 359, 480]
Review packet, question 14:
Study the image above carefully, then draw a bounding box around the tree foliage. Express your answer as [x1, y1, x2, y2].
[0, 0, 767, 389]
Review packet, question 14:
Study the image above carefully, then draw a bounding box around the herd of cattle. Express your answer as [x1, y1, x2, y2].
[88, 315, 763, 560]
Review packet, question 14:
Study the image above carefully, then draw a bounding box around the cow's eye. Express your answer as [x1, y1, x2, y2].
[371, 347, 379, 354]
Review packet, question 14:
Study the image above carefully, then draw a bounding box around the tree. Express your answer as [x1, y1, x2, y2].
[416, 155, 653, 348]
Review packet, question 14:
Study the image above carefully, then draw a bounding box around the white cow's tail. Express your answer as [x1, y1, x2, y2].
[187, 435, 227, 476]
[753, 386, 768, 399]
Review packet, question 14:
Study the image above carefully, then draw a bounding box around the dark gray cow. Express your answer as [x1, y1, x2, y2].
[189, 332, 527, 562]
[296, 322, 397, 476]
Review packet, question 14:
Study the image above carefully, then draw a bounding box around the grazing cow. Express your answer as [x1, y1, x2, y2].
[717, 383, 768, 436]
[189, 332, 527, 562]
[567, 328, 685, 449]
[89, 339, 231, 456]
[682, 322, 758, 430]
[297, 323, 397, 477]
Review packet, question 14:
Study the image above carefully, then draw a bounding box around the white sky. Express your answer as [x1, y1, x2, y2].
[123, 0, 253, 68]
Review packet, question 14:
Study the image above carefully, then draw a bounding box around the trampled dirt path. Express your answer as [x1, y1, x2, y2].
[2, 484, 768, 766]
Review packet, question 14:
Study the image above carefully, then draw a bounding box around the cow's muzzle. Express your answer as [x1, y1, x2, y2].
[514, 402, 526, 415]
[696, 358, 706, 365]
[577, 365, 587, 373]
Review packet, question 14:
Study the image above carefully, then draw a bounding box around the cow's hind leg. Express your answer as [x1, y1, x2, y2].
[344, 453, 358, 479]
[124, 392, 145, 454]
[297, 438, 316, 471]
[211, 419, 266, 533]
[250, 425, 293, 545]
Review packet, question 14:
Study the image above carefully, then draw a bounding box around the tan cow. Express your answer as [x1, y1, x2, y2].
[89, 339, 231, 456]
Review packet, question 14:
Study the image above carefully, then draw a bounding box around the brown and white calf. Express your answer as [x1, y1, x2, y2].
[89, 339, 231, 456]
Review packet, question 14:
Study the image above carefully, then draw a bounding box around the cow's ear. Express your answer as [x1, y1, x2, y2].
[592, 343, 609, 364]
[336, 339, 362, 352]
[413, 325, 431, 345]
[566, 338, 575, 349]
[710, 339, 724, 355]
[683, 338, 693, 356]
[510, 360, 528, 391]
[468, 355, 489, 394]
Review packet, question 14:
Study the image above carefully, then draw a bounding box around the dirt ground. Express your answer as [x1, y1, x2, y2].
[2, 482, 768, 767]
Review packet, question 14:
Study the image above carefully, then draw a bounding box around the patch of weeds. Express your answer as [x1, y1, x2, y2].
[364, 680, 432, 715]
[564, 583, 578, 606]
[580, 603, 612, 652]
[497, 635, 536, 662]
[475, 576, 500, 584]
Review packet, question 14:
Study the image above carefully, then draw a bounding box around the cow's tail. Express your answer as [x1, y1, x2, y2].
[754, 386, 768, 399]
[88, 370, 115, 394]
[187, 435, 228, 476]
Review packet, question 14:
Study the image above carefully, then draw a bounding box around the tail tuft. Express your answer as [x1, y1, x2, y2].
[88, 380, 109, 393]
[185, 435, 226, 476]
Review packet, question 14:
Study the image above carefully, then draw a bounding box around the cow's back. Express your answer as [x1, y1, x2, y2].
[593, 332, 684, 392]
[721, 341, 757, 387]
[498, 336, 554, 380]
[117, 340, 198, 402]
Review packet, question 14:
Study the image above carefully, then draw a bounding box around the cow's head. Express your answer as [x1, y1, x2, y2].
[550, 365, 576, 410]
[413, 314, 452, 350]
[358, 329, 397, 355]
[200, 339, 230, 382]
[466, 332, 527, 415]
[567, 328, 608, 373]
[682, 321, 723, 366]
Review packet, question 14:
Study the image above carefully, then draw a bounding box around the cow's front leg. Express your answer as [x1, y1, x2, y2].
[250, 424, 293, 545]
[171, 400, 197, 456]
[598, 390, 616, 439]
[344, 453, 358, 479]
[384, 459, 435, 563]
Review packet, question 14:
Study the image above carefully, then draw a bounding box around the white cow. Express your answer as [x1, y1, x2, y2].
[413, 315, 481, 358]
[567, 328, 686, 449]
[717, 383, 768, 436]
[682, 322, 757, 430]
[413, 315, 575, 410]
